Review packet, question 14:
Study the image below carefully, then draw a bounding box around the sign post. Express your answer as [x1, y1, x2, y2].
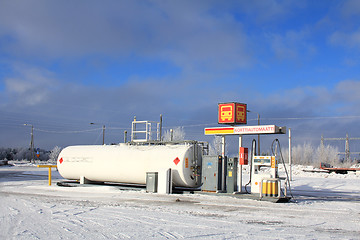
[221, 136, 226, 191]
[238, 136, 242, 192]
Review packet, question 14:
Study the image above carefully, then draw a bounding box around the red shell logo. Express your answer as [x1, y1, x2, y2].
[59, 158, 63, 164]
[173, 157, 180, 165]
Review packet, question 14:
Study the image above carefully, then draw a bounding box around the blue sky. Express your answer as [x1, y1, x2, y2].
[1, 0, 360, 154]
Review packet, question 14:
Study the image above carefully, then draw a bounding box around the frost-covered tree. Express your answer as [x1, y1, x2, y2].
[49, 146, 62, 163]
[163, 127, 185, 141]
[283, 143, 340, 167]
[291, 143, 314, 165]
[14, 147, 32, 161]
[209, 135, 222, 156]
[315, 144, 339, 167]
[0, 148, 17, 160]
[12, 147, 49, 161]
[0, 148, 7, 160]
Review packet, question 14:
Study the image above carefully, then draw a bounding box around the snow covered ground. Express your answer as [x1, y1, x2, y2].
[0, 162, 359, 239]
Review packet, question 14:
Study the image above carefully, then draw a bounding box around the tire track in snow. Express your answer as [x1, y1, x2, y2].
[158, 231, 184, 239]
[117, 232, 131, 239]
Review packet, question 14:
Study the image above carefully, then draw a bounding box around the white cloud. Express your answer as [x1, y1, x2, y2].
[0, 1, 252, 71]
[267, 28, 315, 60]
[329, 29, 360, 49]
[233, 0, 306, 24]
[340, 0, 360, 18]
[335, 80, 360, 102]
[4, 65, 57, 106]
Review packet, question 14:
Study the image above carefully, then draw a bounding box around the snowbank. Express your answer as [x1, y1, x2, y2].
[0, 164, 359, 239]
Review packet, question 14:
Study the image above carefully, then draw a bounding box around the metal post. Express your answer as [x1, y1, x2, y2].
[24, 124, 35, 162]
[132, 116, 136, 141]
[221, 135, 226, 192]
[237, 135, 243, 193]
[289, 128, 292, 181]
[48, 167, 52, 186]
[124, 131, 127, 143]
[170, 129, 173, 141]
[102, 125, 105, 145]
[257, 113, 260, 155]
[159, 114, 163, 141]
[345, 133, 350, 162]
[221, 135, 226, 160]
[148, 122, 152, 141]
[31, 125, 34, 162]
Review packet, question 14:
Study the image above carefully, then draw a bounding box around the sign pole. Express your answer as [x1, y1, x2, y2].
[221, 135, 226, 192]
[238, 135, 243, 193]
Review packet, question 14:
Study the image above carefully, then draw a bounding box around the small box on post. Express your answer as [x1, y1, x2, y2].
[218, 102, 247, 125]
[239, 147, 248, 165]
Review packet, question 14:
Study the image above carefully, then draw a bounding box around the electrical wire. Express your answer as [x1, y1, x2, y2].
[264, 115, 360, 121]
[93, 129, 103, 144]
[34, 127, 103, 134]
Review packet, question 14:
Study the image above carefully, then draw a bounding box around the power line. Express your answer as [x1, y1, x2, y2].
[32, 126, 130, 134]
[34, 127, 103, 134]
[4, 113, 360, 136]
[263, 115, 360, 121]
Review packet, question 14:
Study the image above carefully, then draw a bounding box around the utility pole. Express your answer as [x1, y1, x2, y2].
[159, 114, 163, 141]
[102, 125, 105, 145]
[24, 124, 35, 162]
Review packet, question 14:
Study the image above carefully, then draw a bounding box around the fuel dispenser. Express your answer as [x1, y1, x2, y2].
[243, 138, 293, 202]
[251, 155, 280, 197]
[226, 157, 238, 193]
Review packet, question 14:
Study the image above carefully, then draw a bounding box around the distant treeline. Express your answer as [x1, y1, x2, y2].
[0, 146, 61, 161]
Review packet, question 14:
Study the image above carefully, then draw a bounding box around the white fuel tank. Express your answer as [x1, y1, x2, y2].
[57, 143, 202, 188]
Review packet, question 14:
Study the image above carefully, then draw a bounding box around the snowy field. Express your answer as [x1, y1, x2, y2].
[0, 163, 359, 239]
